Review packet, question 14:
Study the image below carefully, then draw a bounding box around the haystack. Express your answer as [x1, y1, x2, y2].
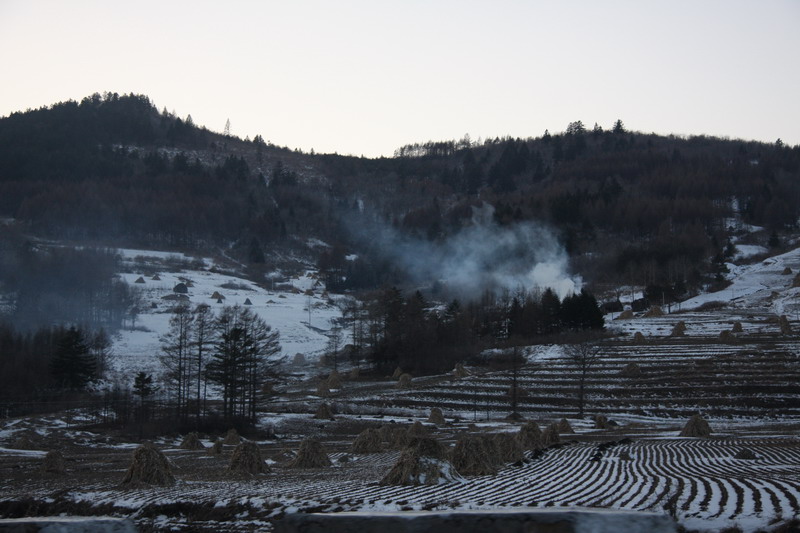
[380, 437, 459, 486]
[670, 321, 687, 337]
[314, 402, 335, 420]
[173, 282, 189, 294]
[428, 407, 446, 425]
[397, 373, 412, 389]
[779, 315, 792, 335]
[288, 439, 331, 468]
[593, 414, 610, 429]
[293, 353, 306, 365]
[782, 267, 793, 275]
[378, 424, 396, 443]
[451, 436, 497, 476]
[492, 432, 524, 463]
[619, 362, 643, 378]
[134, 276, 145, 284]
[211, 291, 225, 300]
[734, 448, 757, 460]
[505, 384, 529, 399]
[389, 427, 410, 449]
[542, 422, 560, 447]
[327, 370, 342, 389]
[151, 274, 161, 281]
[793, 273, 800, 288]
[615, 310, 634, 320]
[349, 367, 360, 379]
[731, 321, 744, 333]
[316, 381, 331, 397]
[679, 414, 712, 437]
[453, 363, 470, 378]
[391, 367, 404, 379]
[644, 306, 664, 317]
[208, 438, 223, 455]
[223, 428, 242, 446]
[351, 428, 383, 453]
[517, 421, 543, 450]
[719, 329, 736, 342]
[407, 421, 428, 440]
[121, 443, 175, 486]
[216, 298, 223, 304]
[41, 450, 65, 474]
[229, 440, 270, 475]
[632, 332, 647, 344]
[179, 432, 205, 450]
[557, 418, 575, 434]
[244, 298, 253, 306]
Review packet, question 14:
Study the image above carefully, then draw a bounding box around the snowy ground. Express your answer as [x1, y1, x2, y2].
[109, 249, 343, 382]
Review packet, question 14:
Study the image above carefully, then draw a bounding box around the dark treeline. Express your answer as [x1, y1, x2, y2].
[0, 231, 137, 332]
[350, 287, 604, 375]
[2, 95, 800, 293]
[0, 322, 109, 403]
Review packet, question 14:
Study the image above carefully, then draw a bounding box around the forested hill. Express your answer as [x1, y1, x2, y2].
[1, 92, 799, 297]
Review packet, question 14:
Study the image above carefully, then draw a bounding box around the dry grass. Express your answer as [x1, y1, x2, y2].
[121, 443, 175, 486]
[557, 418, 574, 434]
[632, 332, 646, 344]
[644, 306, 664, 318]
[619, 362, 643, 378]
[492, 432, 524, 462]
[288, 439, 331, 468]
[517, 421, 543, 450]
[41, 450, 65, 475]
[392, 367, 403, 379]
[389, 427, 411, 449]
[541, 422, 560, 447]
[397, 373, 413, 389]
[427, 407, 445, 425]
[327, 371, 342, 389]
[313, 403, 335, 420]
[451, 435, 497, 476]
[208, 438, 223, 456]
[351, 428, 383, 453]
[380, 437, 456, 486]
[615, 310, 634, 320]
[453, 363, 469, 378]
[179, 432, 205, 450]
[680, 414, 712, 437]
[229, 441, 270, 475]
[223, 429, 241, 446]
[671, 321, 687, 337]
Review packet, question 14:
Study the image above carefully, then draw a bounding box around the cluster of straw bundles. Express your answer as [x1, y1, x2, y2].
[451, 435, 498, 476]
[782, 266, 793, 275]
[208, 438, 224, 455]
[223, 428, 242, 445]
[492, 433, 524, 463]
[793, 273, 800, 288]
[229, 440, 270, 475]
[316, 380, 331, 397]
[632, 332, 647, 345]
[734, 448, 757, 460]
[314, 402, 335, 420]
[671, 321, 687, 337]
[391, 367, 404, 379]
[349, 367, 360, 379]
[352, 428, 383, 453]
[615, 310, 634, 320]
[428, 407, 446, 425]
[593, 414, 611, 430]
[380, 437, 459, 486]
[618, 362, 643, 378]
[719, 330, 737, 343]
[731, 321, 744, 333]
[644, 306, 664, 318]
[327, 370, 342, 390]
[288, 439, 331, 468]
[679, 414, 711, 438]
[293, 353, 306, 366]
[517, 421, 543, 451]
[179, 432, 205, 450]
[121, 443, 175, 486]
[41, 450, 65, 475]
[557, 418, 574, 434]
[541, 422, 560, 447]
[396, 373, 413, 389]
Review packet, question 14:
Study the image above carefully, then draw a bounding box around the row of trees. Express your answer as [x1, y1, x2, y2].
[332, 287, 604, 376]
[158, 304, 282, 423]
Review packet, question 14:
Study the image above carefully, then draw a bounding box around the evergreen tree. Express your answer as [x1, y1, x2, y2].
[50, 326, 97, 390]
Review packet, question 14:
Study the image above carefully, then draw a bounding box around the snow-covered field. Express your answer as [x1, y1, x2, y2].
[109, 249, 343, 382]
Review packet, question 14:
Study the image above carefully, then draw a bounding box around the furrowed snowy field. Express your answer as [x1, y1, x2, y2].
[109, 249, 342, 382]
[2, 245, 800, 532]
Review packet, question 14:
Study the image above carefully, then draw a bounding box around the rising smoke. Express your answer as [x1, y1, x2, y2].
[358, 203, 581, 299]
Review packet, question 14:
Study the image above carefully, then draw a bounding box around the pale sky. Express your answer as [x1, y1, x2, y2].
[1, 0, 798, 156]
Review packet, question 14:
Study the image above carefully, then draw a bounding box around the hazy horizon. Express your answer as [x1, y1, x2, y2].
[1, 0, 799, 156]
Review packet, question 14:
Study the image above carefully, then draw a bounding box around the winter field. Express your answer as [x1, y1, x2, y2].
[1, 246, 800, 532]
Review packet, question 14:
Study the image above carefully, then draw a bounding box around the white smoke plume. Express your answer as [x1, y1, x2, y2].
[360, 203, 582, 300]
